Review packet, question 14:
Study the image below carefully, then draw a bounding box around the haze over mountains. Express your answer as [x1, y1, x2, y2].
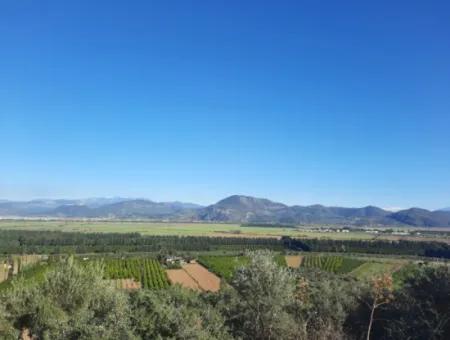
[0, 195, 449, 228]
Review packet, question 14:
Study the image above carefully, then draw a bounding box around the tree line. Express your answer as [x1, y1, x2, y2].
[0, 230, 281, 254]
[0, 230, 449, 259]
[283, 237, 450, 259]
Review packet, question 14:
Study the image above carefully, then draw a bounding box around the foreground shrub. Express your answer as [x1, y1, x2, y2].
[129, 287, 231, 340]
[0, 257, 133, 339]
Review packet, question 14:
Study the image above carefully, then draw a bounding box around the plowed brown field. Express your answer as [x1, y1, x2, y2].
[182, 263, 221, 292]
[166, 269, 201, 291]
[285, 255, 303, 268]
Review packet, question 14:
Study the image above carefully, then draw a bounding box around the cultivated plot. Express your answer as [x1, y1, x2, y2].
[166, 269, 201, 291]
[166, 263, 221, 292]
[182, 263, 221, 292]
[285, 255, 303, 268]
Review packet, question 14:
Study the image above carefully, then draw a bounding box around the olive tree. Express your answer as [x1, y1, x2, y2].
[1, 257, 134, 340]
[224, 250, 297, 340]
[129, 286, 232, 340]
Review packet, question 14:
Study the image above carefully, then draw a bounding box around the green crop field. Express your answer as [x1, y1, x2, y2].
[300, 255, 365, 274]
[198, 254, 286, 280]
[0, 220, 395, 241]
[2, 219, 447, 244]
[95, 257, 169, 289]
[197, 253, 405, 281]
[351, 261, 402, 280]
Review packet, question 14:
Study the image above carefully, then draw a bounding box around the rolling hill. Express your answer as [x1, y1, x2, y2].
[389, 208, 450, 227]
[194, 196, 450, 227]
[1, 195, 449, 227]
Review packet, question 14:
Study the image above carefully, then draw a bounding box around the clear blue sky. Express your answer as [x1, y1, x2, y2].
[1, 1, 449, 209]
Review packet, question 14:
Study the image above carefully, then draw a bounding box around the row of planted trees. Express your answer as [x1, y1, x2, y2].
[301, 255, 366, 274]
[102, 258, 169, 289]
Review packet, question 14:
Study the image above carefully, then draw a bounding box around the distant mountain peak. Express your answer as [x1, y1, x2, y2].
[216, 195, 286, 208]
[0, 195, 449, 227]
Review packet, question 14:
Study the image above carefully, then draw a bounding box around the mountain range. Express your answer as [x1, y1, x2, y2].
[0, 195, 449, 227]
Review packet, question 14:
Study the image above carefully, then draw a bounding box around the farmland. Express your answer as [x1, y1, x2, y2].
[0, 220, 372, 239]
[1, 219, 449, 243]
[109, 278, 141, 290]
[0, 228, 447, 293]
[0, 260, 52, 291]
[351, 261, 403, 280]
[0, 237, 448, 340]
[166, 268, 201, 291]
[0, 254, 45, 284]
[197, 253, 420, 283]
[285, 255, 303, 268]
[301, 255, 365, 274]
[198, 255, 249, 280]
[98, 257, 169, 289]
[181, 263, 221, 292]
[198, 254, 287, 281]
[0, 250, 429, 294]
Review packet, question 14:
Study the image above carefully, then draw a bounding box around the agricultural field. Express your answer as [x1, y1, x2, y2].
[0, 261, 51, 291]
[99, 258, 169, 289]
[166, 262, 221, 292]
[0, 254, 45, 284]
[166, 269, 201, 291]
[301, 255, 365, 274]
[199, 253, 415, 284]
[198, 254, 286, 281]
[1, 219, 448, 243]
[285, 255, 303, 268]
[109, 278, 141, 290]
[182, 263, 221, 292]
[198, 255, 249, 280]
[351, 261, 403, 280]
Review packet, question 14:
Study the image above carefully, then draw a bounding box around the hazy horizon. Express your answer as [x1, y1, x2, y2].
[0, 194, 446, 212]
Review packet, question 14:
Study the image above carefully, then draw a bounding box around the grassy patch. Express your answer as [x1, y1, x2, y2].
[351, 262, 400, 280]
